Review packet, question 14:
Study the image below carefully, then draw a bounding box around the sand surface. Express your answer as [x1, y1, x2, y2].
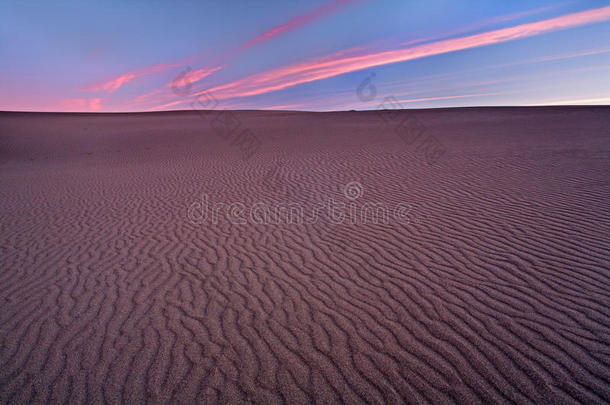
[1, 107, 609, 404]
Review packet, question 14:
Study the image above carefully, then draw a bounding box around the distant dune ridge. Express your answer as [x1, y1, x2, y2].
[0, 107, 609, 403]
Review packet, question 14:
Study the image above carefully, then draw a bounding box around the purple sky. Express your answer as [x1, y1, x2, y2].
[1, 0, 610, 112]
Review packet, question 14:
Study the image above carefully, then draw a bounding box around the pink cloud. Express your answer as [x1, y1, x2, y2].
[131, 1, 357, 110]
[213, 0, 357, 64]
[87, 49, 103, 59]
[61, 98, 102, 111]
[401, 4, 562, 48]
[83, 61, 188, 93]
[89, 98, 102, 110]
[262, 104, 304, 110]
[147, 99, 187, 111]
[240, 0, 355, 51]
[128, 66, 222, 109]
[201, 5, 610, 100]
[166, 66, 222, 89]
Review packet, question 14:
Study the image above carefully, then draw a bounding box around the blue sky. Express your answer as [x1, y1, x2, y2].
[1, 0, 609, 111]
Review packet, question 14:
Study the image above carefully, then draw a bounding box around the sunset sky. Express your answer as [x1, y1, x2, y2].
[2, 0, 610, 112]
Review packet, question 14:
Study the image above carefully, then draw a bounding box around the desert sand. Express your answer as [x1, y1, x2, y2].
[0, 107, 609, 404]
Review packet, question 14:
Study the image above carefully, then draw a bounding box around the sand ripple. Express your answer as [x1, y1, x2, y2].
[1, 108, 609, 403]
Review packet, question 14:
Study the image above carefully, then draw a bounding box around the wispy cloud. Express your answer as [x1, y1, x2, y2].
[140, 0, 358, 110]
[90, 1, 351, 104]
[401, 4, 563, 47]
[236, 0, 356, 53]
[83, 61, 187, 93]
[394, 92, 500, 104]
[167, 66, 222, 88]
[531, 96, 610, 105]
[200, 5, 610, 100]
[303, 91, 500, 111]
[129, 66, 222, 109]
[146, 99, 186, 111]
[262, 103, 305, 110]
[61, 98, 102, 111]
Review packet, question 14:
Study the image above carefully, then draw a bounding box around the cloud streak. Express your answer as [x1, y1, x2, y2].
[238, 0, 355, 52]
[205, 0, 358, 67]
[136, 0, 358, 110]
[83, 61, 186, 93]
[91, 1, 352, 104]
[61, 98, 102, 111]
[532, 96, 610, 105]
[166, 66, 222, 89]
[201, 5, 610, 100]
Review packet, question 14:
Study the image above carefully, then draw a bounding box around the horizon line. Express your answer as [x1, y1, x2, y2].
[1, 104, 609, 115]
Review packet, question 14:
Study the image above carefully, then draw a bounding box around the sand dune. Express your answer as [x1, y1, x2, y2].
[0, 107, 609, 403]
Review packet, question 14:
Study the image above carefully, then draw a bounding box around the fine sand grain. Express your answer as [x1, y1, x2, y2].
[0, 107, 609, 403]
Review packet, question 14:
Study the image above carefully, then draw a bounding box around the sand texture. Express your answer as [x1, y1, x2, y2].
[0, 107, 609, 404]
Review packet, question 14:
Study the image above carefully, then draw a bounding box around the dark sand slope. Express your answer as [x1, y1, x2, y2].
[0, 107, 609, 404]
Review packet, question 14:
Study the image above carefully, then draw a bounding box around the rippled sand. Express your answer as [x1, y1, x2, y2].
[1, 107, 609, 403]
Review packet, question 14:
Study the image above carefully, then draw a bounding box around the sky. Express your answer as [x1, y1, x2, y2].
[1, 0, 610, 112]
